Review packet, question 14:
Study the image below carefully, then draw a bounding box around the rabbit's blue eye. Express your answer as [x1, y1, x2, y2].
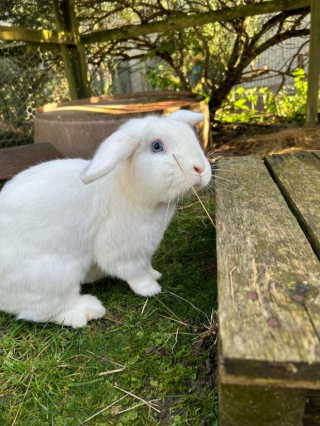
[151, 140, 164, 153]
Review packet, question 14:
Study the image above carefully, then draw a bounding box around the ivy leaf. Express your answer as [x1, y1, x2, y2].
[233, 98, 249, 110]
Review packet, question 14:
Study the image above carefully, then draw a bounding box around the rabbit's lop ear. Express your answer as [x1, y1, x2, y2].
[166, 110, 204, 126]
[80, 130, 139, 184]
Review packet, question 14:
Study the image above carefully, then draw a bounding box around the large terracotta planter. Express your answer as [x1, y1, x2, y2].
[34, 91, 210, 158]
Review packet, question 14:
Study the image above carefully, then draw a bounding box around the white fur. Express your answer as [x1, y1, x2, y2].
[0, 111, 212, 328]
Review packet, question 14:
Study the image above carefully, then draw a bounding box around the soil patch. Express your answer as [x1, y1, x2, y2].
[210, 122, 320, 158]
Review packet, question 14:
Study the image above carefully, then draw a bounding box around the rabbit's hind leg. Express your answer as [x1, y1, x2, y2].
[52, 294, 106, 328]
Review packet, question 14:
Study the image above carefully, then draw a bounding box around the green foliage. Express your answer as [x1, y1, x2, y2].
[216, 68, 312, 123]
[266, 68, 308, 119]
[146, 63, 184, 91]
[0, 195, 218, 426]
[143, 23, 232, 95]
[0, 0, 54, 30]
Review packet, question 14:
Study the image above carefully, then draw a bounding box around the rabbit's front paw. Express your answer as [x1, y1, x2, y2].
[149, 266, 162, 281]
[128, 276, 162, 297]
[80, 295, 106, 320]
[53, 295, 106, 328]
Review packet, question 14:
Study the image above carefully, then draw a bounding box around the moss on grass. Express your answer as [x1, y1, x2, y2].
[0, 195, 218, 426]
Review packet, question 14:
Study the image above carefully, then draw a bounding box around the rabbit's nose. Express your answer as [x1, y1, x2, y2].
[194, 166, 203, 174]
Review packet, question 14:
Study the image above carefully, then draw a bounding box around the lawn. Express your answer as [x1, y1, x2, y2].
[0, 194, 218, 426]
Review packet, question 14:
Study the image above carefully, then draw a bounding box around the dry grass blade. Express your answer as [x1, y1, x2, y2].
[12, 344, 51, 426]
[35, 344, 50, 360]
[84, 395, 128, 423]
[173, 154, 215, 228]
[117, 401, 146, 414]
[159, 313, 195, 329]
[67, 358, 92, 377]
[86, 350, 125, 368]
[165, 291, 209, 321]
[98, 367, 125, 376]
[11, 367, 34, 426]
[113, 386, 161, 413]
[141, 297, 149, 315]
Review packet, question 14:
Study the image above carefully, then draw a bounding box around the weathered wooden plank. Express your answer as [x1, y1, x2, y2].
[81, 0, 310, 44]
[216, 155, 320, 383]
[265, 152, 320, 258]
[0, 25, 75, 45]
[306, 0, 320, 125]
[265, 152, 320, 342]
[0, 143, 64, 181]
[220, 379, 306, 426]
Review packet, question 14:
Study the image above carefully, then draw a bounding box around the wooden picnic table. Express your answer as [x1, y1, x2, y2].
[216, 152, 320, 426]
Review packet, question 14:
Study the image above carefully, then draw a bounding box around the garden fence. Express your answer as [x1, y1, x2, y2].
[0, 40, 69, 149]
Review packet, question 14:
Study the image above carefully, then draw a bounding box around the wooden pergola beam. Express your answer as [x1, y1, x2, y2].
[0, 0, 310, 47]
[306, 0, 320, 125]
[53, 0, 91, 100]
[81, 0, 310, 45]
[0, 25, 75, 45]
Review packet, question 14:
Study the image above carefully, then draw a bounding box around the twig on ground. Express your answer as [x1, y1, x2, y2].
[117, 398, 161, 415]
[98, 367, 125, 376]
[86, 350, 125, 368]
[67, 357, 92, 377]
[84, 395, 128, 423]
[141, 298, 149, 315]
[113, 386, 161, 413]
[159, 314, 195, 329]
[172, 326, 180, 352]
[165, 290, 209, 321]
[155, 297, 182, 322]
[117, 401, 146, 414]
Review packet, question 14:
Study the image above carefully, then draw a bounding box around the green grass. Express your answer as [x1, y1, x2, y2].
[0, 195, 218, 426]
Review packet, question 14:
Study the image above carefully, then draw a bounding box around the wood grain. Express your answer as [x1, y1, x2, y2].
[216, 155, 320, 383]
[265, 152, 320, 259]
[266, 152, 320, 338]
[0, 143, 64, 181]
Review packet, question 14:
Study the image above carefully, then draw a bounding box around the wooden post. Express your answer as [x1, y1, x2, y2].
[306, 0, 320, 125]
[53, 0, 91, 100]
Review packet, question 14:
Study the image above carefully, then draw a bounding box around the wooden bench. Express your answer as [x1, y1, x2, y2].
[215, 152, 320, 426]
[0, 142, 64, 182]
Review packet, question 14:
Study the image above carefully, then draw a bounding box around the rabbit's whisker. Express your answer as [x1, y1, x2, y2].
[213, 175, 235, 183]
[206, 137, 244, 156]
[172, 154, 215, 229]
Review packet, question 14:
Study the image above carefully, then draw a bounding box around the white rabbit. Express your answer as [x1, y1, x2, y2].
[0, 110, 212, 328]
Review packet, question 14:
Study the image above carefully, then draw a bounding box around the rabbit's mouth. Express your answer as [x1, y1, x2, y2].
[193, 174, 202, 185]
[192, 170, 212, 190]
[193, 182, 207, 192]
